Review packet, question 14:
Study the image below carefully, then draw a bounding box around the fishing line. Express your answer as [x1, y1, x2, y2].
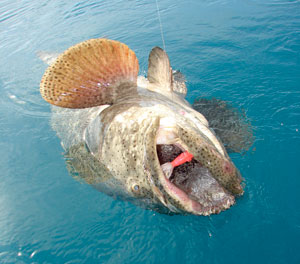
[155, 0, 166, 52]
[155, 0, 174, 103]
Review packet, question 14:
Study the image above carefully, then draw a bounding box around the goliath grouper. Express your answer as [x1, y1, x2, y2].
[40, 38, 246, 215]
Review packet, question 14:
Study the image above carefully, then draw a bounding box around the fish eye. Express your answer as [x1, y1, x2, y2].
[132, 184, 140, 193]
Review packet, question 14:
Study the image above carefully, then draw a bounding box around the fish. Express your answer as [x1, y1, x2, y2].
[39, 38, 246, 215]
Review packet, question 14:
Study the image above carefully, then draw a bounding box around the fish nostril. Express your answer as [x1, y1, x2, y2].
[223, 161, 233, 174]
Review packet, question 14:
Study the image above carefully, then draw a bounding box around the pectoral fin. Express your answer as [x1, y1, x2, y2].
[40, 39, 139, 109]
[193, 98, 254, 153]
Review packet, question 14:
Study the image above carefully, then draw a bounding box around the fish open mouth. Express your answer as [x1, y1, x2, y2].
[156, 144, 235, 215]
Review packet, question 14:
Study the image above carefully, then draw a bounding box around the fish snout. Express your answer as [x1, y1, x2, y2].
[177, 125, 244, 196]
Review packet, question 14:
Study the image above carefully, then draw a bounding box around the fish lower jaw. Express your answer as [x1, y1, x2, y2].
[156, 144, 235, 216]
[161, 172, 235, 216]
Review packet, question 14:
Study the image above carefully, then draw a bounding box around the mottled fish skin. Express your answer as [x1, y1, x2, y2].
[97, 104, 160, 200]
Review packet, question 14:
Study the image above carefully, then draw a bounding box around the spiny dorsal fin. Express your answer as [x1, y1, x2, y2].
[40, 39, 139, 109]
[172, 70, 187, 97]
[147, 47, 173, 92]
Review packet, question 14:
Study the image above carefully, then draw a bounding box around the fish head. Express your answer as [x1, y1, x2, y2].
[151, 109, 244, 215]
[93, 98, 243, 215]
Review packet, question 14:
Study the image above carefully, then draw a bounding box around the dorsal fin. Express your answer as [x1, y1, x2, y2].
[40, 39, 139, 109]
[147, 47, 173, 92]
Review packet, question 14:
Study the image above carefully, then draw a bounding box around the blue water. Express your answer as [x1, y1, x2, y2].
[0, 0, 299, 263]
